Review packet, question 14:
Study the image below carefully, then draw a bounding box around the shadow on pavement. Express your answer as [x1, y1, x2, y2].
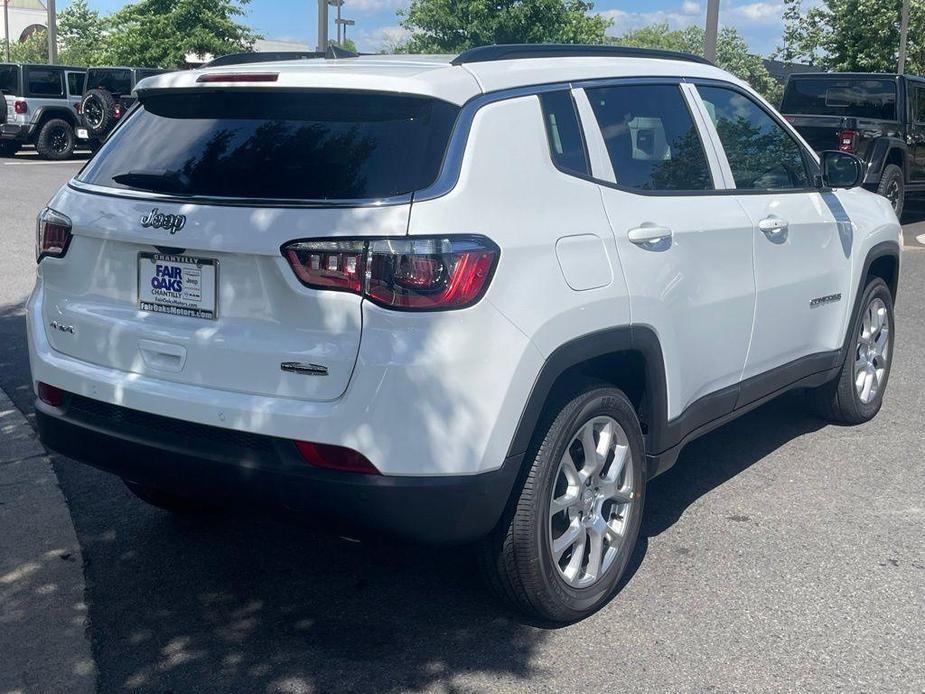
[0, 299, 833, 692]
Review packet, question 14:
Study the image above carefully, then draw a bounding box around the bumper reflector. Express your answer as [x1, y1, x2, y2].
[295, 441, 379, 475]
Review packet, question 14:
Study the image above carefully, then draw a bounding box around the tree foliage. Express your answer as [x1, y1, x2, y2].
[398, 0, 612, 53]
[778, 0, 924, 73]
[58, 0, 108, 66]
[2, 31, 49, 63]
[102, 0, 258, 68]
[613, 23, 783, 104]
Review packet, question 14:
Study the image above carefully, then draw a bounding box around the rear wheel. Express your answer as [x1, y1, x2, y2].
[479, 385, 645, 623]
[35, 119, 75, 160]
[877, 164, 904, 218]
[124, 480, 219, 515]
[811, 277, 894, 424]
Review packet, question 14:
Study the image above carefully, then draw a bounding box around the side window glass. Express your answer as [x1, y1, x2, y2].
[539, 91, 590, 176]
[26, 69, 64, 97]
[698, 85, 810, 191]
[914, 86, 925, 123]
[585, 84, 713, 192]
[67, 72, 86, 96]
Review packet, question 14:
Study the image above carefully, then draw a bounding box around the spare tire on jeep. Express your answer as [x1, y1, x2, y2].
[81, 88, 117, 138]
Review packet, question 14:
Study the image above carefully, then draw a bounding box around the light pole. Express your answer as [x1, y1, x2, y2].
[4, 1, 11, 62]
[316, 0, 328, 51]
[330, 0, 344, 44]
[898, 0, 910, 74]
[704, 0, 720, 63]
[47, 0, 58, 64]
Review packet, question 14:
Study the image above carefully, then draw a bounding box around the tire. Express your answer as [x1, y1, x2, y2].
[876, 164, 905, 219]
[35, 118, 75, 160]
[80, 89, 116, 139]
[124, 480, 219, 515]
[0, 140, 20, 157]
[479, 385, 646, 624]
[811, 277, 894, 424]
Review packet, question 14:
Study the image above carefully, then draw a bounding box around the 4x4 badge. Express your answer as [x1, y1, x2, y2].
[141, 208, 186, 235]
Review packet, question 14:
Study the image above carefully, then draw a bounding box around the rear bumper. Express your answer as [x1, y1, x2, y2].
[1, 123, 31, 141]
[36, 394, 523, 544]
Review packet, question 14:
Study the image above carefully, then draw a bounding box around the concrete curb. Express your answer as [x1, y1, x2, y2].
[0, 389, 96, 694]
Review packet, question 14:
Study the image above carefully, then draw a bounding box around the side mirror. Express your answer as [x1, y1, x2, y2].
[820, 150, 865, 189]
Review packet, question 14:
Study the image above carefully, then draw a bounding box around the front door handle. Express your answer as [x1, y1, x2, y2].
[628, 224, 673, 246]
[758, 216, 789, 243]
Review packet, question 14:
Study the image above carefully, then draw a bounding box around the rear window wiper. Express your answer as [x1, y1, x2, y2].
[111, 169, 191, 195]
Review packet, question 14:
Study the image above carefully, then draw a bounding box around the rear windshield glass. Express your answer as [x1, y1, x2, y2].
[781, 78, 897, 120]
[0, 64, 19, 94]
[86, 69, 133, 94]
[78, 91, 460, 200]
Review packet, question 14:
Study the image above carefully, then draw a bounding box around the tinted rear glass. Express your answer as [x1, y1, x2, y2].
[78, 91, 459, 200]
[781, 78, 897, 120]
[26, 68, 64, 97]
[0, 64, 19, 94]
[86, 69, 133, 94]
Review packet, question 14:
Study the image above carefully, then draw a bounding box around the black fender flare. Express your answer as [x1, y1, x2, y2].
[839, 240, 901, 364]
[505, 325, 668, 461]
[864, 138, 907, 185]
[32, 106, 78, 131]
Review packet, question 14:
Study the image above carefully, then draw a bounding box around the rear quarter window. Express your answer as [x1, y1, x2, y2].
[78, 91, 460, 201]
[781, 78, 897, 120]
[0, 64, 19, 94]
[26, 68, 65, 98]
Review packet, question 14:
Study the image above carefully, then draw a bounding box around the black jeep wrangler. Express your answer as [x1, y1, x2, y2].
[78, 66, 167, 146]
[781, 72, 925, 217]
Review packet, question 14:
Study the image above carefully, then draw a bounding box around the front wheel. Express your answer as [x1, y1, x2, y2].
[811, 277, 894, 424]
[479, 385, 645, 623]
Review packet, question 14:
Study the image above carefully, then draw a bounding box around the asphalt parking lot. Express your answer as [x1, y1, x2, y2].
[1, 153, 924, 693]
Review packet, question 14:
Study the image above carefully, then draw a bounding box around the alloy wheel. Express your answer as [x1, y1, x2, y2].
[548, 416, 635, 589]
[50, 126, 70, 153]
[854, 297, 890, 404]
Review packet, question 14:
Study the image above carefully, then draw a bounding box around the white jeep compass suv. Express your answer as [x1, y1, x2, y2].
[28, 45, 902, 623]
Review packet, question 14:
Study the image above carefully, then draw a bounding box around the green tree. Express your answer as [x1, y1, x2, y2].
[341, 38, 358, 53]
[778, 0, 925, 73]
[398, 0, 612, 54]
[614, 23, 782, 104]
[102, 0, 259, 68]
[2, 31, 49, 63]
[58, 0, 109, 66]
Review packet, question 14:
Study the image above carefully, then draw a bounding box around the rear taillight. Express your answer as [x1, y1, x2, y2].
[36, 208, 73, 262]
[282, 236, 499, 311]
[113, 103, 123, 118]
[14, 99, 27, 114]
[295, 441, 379, 475]
[37, 382, 65, 407]
[838, 129, 858, 153]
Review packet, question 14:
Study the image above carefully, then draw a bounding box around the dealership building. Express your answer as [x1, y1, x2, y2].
[2, 0, 47, 45]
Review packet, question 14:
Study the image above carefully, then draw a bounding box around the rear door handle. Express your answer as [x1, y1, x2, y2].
[627, 224, 673, 245]
[758, 216, 789, 242]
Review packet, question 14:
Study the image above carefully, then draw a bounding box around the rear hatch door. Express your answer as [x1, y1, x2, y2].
[41, 88, 458, 402]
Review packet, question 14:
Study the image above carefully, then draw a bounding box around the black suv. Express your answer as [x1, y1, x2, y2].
[0, 63, 86, 158]
[79, 66, 167, 145]
[781, 72, 925, 217]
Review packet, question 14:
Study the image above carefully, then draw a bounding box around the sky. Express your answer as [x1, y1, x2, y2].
[55, 0, 798, 57]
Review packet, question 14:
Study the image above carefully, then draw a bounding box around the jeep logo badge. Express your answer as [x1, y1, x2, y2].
[141, 208, 186, 235]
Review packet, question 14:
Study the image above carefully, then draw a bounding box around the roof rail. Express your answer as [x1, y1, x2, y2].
[451, 44, 713, 67]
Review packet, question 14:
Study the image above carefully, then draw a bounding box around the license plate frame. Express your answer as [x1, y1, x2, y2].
[137, 252, 219, 320]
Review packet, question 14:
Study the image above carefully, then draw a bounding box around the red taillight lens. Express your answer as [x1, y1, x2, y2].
[14, 99, 27, 114]
[838, 129, 858, 153]
[295, 441, 379, 475]
[36, 208, 73, 262]
[37, 382, 65, 407]
[282, 236, 499, 311]
[284, 240, 366, 293]
[113, 103, 123, 118]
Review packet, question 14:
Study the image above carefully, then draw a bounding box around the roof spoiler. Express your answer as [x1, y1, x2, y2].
[204, 46, 360, 68]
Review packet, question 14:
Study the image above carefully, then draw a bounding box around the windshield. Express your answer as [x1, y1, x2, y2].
[77, 91, 459, 201]
[781, 78, 898, 120]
